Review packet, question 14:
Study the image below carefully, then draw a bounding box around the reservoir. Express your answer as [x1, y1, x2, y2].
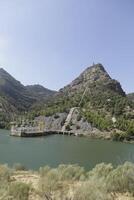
[0, 129, 133, 170]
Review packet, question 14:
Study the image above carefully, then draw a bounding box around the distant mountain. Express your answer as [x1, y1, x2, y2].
[0, 68, 55, 127]
[26, 84, 56, 100]
[0, 68, 36, 111]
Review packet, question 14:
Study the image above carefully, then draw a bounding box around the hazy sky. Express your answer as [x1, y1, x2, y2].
[0, 0, 134, 93]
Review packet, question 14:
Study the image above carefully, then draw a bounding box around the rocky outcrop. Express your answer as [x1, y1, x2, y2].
[35, 113, 67, 131]
[59, 63, 125, 97]
[62, 107, 93, 135]
[35, 108, 99, 136]
[61, 107, 77, 132]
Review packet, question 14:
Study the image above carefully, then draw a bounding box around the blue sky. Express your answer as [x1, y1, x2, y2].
[0, 0, 133, 93]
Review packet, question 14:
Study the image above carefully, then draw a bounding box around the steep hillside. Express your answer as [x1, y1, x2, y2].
[35, 63, 127, 115]
[59, 63, 125, 96]
[0, 68, 55, 127]
[0, 68, 35, 111]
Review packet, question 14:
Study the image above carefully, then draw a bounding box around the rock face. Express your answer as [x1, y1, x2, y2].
[59, 63, 125, 97]
[35, 113, 67, 131]
[35, 108, 97, 136]
[64, 108, 93, 135]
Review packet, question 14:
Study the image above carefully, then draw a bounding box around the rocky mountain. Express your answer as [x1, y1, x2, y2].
[60, 64, 125, 95]
[59, 63, 125, 101]
[40, 63, 127, 115]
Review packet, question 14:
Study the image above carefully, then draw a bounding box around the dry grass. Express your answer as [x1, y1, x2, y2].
[0, 163, 133, 200]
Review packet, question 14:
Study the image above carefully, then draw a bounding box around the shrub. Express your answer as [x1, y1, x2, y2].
[9, 182, 30, 200]
[13, 163, 27, 171]
[0, 164, 11, 182]
[39, 166, 51, 177]
[0, 181, 9, 199]
[39, 169, 60, 198]
[57, 164, 86, 181]
[111, 131, 127, 141]
[88, 163, 113, 179]
[38, 165, 86, 199]
[54, 114, 60, 119]
[0, 165, 11, 199]
[73, 179, 112, 200]
[66, 124, 71, 131]
[76, 125, 81, 130]
[77, 115, 82, 121]
[106, 162, 134, 194]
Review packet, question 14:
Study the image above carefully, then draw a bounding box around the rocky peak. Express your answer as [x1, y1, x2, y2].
[60, 63, 111, 90]
[75, 63, 111, 84]
[59, 63, 125, 97]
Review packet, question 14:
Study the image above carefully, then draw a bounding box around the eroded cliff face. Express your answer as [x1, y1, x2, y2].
[35, 108, 102, 136]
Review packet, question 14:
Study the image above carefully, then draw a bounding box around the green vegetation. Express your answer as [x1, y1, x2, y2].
[0, 162, 133, 199]
[9, 182, 30, 200]
[73, 180, 112, 200]
[13, 163, 27, 171]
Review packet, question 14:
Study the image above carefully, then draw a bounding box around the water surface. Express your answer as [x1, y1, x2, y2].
[0, 129, 133, 170]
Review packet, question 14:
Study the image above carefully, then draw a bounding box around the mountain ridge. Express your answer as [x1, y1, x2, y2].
[0, 68, 56, 127]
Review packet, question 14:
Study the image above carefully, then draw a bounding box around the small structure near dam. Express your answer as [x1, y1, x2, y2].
[10, 107, 92, 137]
[10, 117, 75, 137]
[10, 79, 94, 137]
[11, 126, 75, 137]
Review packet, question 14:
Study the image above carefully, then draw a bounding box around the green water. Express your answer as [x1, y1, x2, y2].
[0, 129, 133, 170]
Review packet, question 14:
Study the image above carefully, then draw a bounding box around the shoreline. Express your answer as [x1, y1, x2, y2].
[1, 127, 134, 144]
